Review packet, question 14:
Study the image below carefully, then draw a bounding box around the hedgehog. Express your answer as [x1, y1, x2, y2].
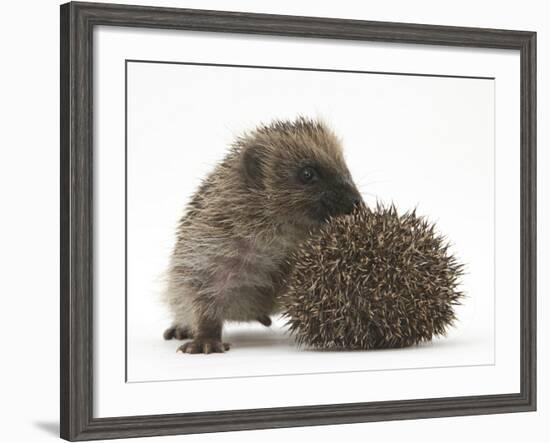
[163, 117, 362, 354]
[281, 204, 464, 350]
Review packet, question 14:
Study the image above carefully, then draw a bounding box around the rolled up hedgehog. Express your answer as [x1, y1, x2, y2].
[281, 204, 464, 350]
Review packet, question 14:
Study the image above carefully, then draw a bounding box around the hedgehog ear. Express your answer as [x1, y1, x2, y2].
[241, 145, 266, 189]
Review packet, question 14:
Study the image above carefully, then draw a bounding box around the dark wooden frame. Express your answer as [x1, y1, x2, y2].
[60, 1, 537, 440]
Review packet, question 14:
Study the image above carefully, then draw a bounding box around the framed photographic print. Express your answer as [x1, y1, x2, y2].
[60, 1, 536, 441]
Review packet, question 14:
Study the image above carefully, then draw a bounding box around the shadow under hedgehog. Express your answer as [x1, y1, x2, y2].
[163, 117, 362, 354]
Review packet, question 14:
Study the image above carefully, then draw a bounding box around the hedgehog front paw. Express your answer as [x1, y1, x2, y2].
[163, 325, 193, 340]
[177, 339, 231, 354]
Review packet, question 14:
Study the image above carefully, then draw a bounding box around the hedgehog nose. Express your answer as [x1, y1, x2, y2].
[320, 188, 362, 218]
[339, 192, 361, 215]
[347, 191, 364, 212]
[344, 196, 362, 215]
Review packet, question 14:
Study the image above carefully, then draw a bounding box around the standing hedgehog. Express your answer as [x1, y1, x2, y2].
[163, 117, 362, 354]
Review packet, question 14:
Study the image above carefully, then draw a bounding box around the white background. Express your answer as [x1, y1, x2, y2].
[0, 0, 547, 442]
[126, 60, 496, 382]
[96, 22, 520, 418]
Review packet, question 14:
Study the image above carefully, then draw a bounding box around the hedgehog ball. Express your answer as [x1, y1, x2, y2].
[282, 205, 464, 350]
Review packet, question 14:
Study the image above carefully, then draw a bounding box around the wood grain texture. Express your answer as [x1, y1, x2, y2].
[60, 1, 537, 440]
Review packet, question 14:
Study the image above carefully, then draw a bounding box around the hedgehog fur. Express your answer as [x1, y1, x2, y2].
[281, 204, 464, 350]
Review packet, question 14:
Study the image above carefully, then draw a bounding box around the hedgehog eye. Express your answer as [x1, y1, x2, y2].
[299, 166, 318, 184]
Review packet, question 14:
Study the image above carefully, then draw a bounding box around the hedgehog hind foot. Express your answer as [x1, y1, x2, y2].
[177, 339, 231, 354]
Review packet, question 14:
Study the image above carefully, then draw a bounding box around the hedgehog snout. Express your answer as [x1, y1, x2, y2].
[320, 186, 362, 217]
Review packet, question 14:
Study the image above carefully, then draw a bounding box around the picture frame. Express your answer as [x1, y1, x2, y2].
[60, 1, 536, 441]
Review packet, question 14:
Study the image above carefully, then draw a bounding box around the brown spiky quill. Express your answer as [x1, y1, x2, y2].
[282, 204, 464, 350]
